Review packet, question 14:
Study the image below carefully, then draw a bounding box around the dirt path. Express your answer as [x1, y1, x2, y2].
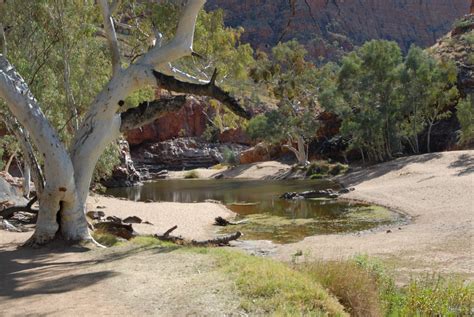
[274, 151, 474, 280]
[0, 243, 241, 316]
[0, 198, 241, 316]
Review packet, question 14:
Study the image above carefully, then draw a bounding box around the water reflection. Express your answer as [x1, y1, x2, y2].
[106, 179, 402, 242]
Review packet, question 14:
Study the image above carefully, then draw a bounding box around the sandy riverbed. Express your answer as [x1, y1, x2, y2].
[274, 150, 473, 280]
[1, 151, 472, 281]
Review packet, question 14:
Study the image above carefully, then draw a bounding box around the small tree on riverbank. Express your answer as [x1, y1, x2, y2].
[247, 40, 319, 165]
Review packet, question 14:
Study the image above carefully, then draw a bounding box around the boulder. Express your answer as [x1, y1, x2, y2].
[239, 142, 282, 164]
[218, 127, 251, 145]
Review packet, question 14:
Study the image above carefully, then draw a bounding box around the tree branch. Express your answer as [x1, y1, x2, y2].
[153, 70, 251, 119]
[139, 0, 206, 67]
[98, 0, 122, 76]
[120, 95, 186, 132]
[2, 115, 45, 194]
[0, 55, 75, 199]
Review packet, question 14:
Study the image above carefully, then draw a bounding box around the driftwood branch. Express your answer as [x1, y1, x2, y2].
[155, 225, 242, 246]
[0, 196, 38, 219]
[153, 70, 251, 119]
[120, 96, 186, 132]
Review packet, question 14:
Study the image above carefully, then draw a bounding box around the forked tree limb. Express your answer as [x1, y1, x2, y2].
[153, 70, 251, 119]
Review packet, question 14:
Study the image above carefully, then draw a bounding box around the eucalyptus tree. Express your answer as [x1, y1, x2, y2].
[334, 40, 403, 162]
[248, 40, 319, 165]
[400, 46, 459, 153]
[0, 0, 249, 246]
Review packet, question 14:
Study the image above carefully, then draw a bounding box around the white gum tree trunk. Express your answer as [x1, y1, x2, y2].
[0, 0, 210, 246]
[284, 135, 309, 166]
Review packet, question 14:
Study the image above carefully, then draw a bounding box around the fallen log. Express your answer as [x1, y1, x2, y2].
[154, 225, 242, 246]
[0, 196, 38, 219]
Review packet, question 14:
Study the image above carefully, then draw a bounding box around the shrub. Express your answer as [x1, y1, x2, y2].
[93, 143, 121, 182]
[305, 161, 331, 177]
[183, 170, 199, 179]
[306, 161, 348, 178]
[456, 95, 474, 146]
[396, 275, 473, 316]
[202, 124, 219, 142]
[212, 249, 347, 315]
[222, 147, 239, 166]
[299, 261, 383, 316]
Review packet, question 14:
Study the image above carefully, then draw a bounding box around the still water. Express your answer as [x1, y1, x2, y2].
[106, 179, 403, 243]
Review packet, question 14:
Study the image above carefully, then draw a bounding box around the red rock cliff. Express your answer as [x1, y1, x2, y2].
[206, 0, 471, 60]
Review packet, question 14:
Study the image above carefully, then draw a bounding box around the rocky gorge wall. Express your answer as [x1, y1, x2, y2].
[206, 0, 471, 61]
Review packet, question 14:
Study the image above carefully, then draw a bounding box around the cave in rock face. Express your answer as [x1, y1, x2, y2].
[205, 0, 471, 60]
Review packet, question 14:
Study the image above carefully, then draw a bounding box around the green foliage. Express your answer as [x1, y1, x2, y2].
[183, 170, 200, 179]
[305, 161, 348, 178]
[93, 143, 121, 183]
[248, 40, 320, 163]
[396, 275, 473, 316]
[461, 32, 474, 45]
[400, 46, 459, 153]
[92, 231, 120, 247]
[353, 255, 473, 316]
[318, 40, 460, 161]
[456, 95, 474, 145]
[453, 16, 474, 29]
[1, 1, 255, 185]
[300, 260, 384, 316]
[222, 147, 239, 166]
[2, 0, 110, 145]
[211, 249, 347, 315]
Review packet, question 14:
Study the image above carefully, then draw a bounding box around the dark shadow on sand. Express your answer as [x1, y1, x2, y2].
[448, 153, 474, 176]
[0, 240, 179, 300]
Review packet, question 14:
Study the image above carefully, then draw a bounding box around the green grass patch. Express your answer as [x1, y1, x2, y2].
[128, 235, 176, 248]
[209, 248, 348, 316]
[92, 230, 121, 247]
[92, 236, 472, 316]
